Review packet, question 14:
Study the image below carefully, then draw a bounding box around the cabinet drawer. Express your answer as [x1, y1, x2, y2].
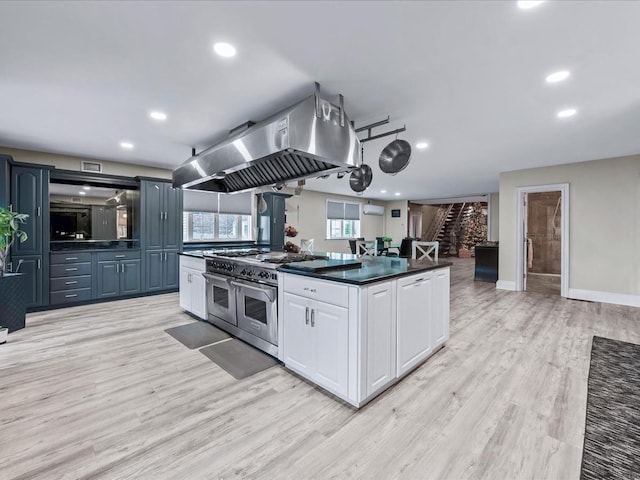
[397, 271, 433, 288]
[50, 262, 92, 278]
[50, 288, 92, 305]
[180, 255, 205, 272]
[96, 250, 141, 262]
[283, 275, 349, 307]
[51, 252, 92, 265]
[50, 275, 92, 292]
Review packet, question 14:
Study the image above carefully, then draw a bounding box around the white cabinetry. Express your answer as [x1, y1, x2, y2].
[282, 291, 349, 397]
[280, 266, 450, 408]
[179, 255, 207, 320]
[396, 272, 433, 377]
[365, 281, 396, 397]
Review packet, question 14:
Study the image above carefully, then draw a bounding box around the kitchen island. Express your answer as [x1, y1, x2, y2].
[278, 255, 451, 408]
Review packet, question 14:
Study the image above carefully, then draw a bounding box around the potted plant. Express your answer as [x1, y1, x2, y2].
[0, 206, 29, 336]
[0, 206, 29, 276]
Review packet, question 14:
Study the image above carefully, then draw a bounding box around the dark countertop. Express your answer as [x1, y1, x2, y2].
[280, 254, 452, 286]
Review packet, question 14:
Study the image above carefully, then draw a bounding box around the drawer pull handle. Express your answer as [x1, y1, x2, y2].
[115, 255, 126, 258]
[65, 281, 78, 285]
[310, 309, 315, 327]
[302, 288, 317, 293]
[65, 257, 78, 260]
[66, 268, 78, 271]
[65, 294, 78, 298]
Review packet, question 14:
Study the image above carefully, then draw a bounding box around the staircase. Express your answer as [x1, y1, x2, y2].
[426, 203, 473, 256]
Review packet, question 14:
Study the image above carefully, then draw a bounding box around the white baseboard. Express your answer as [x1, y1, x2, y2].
[496, 280, 516, 291]
[567, 288, 640, 307]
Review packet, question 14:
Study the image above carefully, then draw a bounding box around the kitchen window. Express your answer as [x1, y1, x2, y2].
[182, 190, 253, 242]
[326, 200, 361, 239]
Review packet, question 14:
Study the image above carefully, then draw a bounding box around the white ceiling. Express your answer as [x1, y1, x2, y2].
[1, 1, 639, 201]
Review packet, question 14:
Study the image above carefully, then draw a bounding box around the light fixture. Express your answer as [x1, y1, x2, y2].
[120, 141, 134, 149]
[517, 0, 545, 9]
[380, 190, 387, 194]
[557, 108, 577, 118]
[394, 192, 401, 196]
[546, 70, 570, 83]
[213, 42, 236, 58]
[79, 191, 86, 195]
[416, 142, 429, 149]
[149, 111, 167, 121]
[83, 186, 91, 190]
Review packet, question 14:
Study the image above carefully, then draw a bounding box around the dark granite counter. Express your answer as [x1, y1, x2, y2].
[280, 254, 452, 286]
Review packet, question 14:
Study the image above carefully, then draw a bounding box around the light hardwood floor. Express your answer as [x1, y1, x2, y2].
[2, 259, 639, 480]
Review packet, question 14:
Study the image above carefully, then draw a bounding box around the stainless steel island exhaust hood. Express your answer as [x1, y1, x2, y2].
[173, 85, 361, 193]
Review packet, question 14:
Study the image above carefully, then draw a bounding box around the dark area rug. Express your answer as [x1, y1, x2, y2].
[165, 321, 230, 349]
[200, 339, 277, 380]
[581, 336, 640, 479]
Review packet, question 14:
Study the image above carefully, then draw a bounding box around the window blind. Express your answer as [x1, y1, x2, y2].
[326, 200, 360, 220]
[183, 190, 252, 215]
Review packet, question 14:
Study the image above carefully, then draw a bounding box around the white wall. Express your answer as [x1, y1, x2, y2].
[499, 154, 640, 303]
[0, 146, 172, 179]
[282, 188, 385, 254]
[488, 192, 499, 242]
[383, 200, 408, 242]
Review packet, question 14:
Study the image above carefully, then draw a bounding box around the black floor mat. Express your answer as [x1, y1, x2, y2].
[581, 336, 640, 479]
[165, 321, 230, 349]
[199, 339, 277, 380]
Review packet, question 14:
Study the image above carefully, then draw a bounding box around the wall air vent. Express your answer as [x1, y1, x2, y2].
[81, 161, 102, 173]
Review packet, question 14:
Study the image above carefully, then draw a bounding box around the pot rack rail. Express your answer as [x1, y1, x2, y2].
[356, 117, 406, 144]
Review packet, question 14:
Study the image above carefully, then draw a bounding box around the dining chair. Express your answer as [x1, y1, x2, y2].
[348, 237, 365, 254]
[412, 241, 439, 261]
[300, 238, 314, 253]
[355, 240, 377, 256]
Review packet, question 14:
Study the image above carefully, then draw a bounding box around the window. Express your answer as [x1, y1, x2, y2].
[183, 212, 252, 242]
[326, 200, 361, 239]
[182, 190, 253, 243]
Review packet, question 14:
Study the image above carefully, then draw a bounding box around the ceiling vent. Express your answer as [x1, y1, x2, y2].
[81, 161, 102, 173]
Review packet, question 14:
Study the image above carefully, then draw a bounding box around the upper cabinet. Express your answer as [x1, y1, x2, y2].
[141, 180, 183, 251]
[11, 166, 45, 256]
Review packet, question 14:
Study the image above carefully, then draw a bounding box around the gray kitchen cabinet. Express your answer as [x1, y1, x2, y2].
[97, 258, 141, 298]
[91, 206, 117, 240]
[10, 164, 49, 308]
[257, 192, 290, 252]
[13, 256, 43, 308]
[140, 179, 182, 292]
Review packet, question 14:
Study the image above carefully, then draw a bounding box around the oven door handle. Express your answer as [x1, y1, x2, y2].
[230, 280, 276, 303]
[203, 273, 234, 285]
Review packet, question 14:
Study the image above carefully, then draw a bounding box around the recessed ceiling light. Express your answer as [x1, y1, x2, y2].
[149, 111, 167, 121]
[416, 142, 429, 149]
[557, 108, 577, 118]
[79, 191, 86, 195]
[213, 42, 237, 58]
[546, 70, 570, 83]
[517, 0, 545, 9]
[120, 141, 134, 149]
[380, 190, 387, 194]
[394, 192, 401, 196]
[83, 186, 91, 190]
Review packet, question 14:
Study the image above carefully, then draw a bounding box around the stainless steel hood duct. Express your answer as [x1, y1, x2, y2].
[173, 87, 361, 193]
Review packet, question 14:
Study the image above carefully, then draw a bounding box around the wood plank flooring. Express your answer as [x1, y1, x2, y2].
[2, 259, 639, 479]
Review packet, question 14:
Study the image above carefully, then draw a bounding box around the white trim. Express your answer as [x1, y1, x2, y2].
[568, 289, 640, 307]
[515, 183, 569, 298]
[496, 280, 517, 291]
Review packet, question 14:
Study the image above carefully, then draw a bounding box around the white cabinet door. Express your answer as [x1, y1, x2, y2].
[313, 301, 349, 397]
[190, 271, 207, 320]
[396, 272, 433, 377]
[282, 293, 314, 377]
[431, 267, 450, 349]
[366, 281, 395, 397]
[179, 266, 191, 311]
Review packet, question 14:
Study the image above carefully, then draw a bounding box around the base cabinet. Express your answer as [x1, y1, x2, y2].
[282, 292, 349, 397]
[12, 256, 43, 308]
[97, 259, 141, 298]
[396, 273, 433, 377]
[280, 267, 450, 408]
[146, 250, 179, 292]
[179, 256, 207, 319]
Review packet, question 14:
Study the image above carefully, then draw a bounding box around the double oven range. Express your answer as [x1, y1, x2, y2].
[203, 249, 326, 357]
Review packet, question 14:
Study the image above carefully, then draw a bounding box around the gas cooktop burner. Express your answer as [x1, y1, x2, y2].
[215, 249, 264, 258]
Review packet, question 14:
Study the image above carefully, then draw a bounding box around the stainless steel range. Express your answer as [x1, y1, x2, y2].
[203, 249, 326, 357]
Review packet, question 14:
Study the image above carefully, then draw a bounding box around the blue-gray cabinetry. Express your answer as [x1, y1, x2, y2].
[10, 165, 49, 308]
[257, 192, 290, 252]
[140, 179, 182, 292]
[95, 251, 141, 298]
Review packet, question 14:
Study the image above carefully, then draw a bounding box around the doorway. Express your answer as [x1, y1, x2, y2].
[516, 184, 569, 297]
